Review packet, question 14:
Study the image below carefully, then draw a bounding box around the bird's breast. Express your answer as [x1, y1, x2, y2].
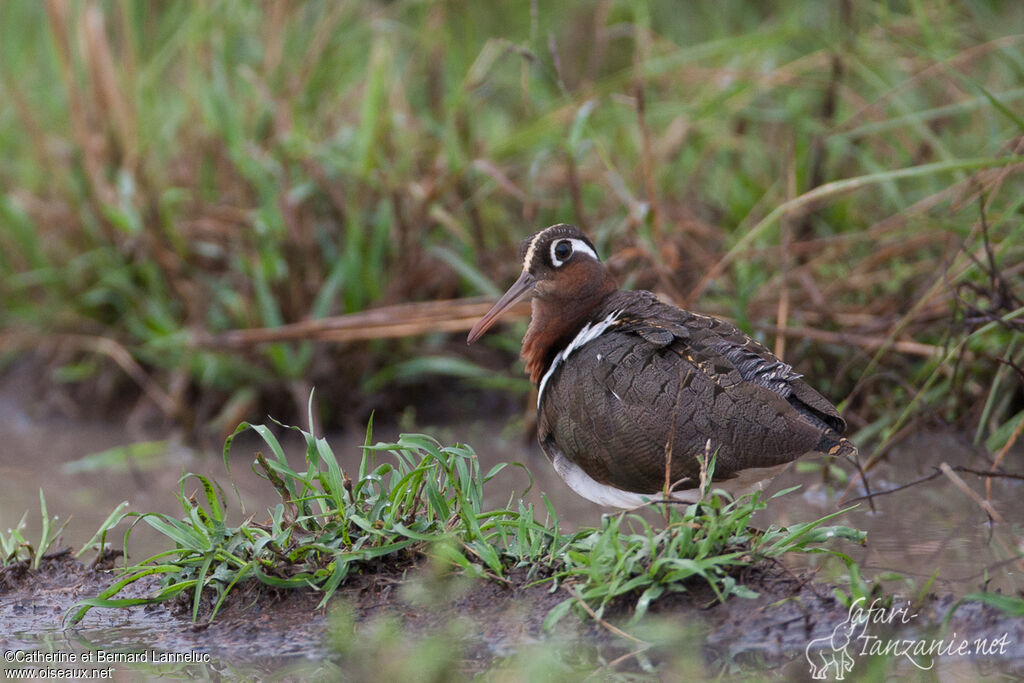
[536, 309, 621, 407]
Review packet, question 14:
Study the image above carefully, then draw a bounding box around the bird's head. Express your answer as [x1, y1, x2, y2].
[467, 224, 612, 343]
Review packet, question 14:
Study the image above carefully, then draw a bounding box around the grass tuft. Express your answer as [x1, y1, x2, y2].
[1, 490, 125, 570]
[544, 485, 864, 629]
[66, 406, 862, 629]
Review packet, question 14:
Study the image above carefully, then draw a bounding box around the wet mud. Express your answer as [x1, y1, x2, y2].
[3, 550, 1022, 678]
[3, 372, 1023, 678]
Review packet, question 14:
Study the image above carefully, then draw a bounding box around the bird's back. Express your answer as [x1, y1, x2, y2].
[537, 290, 854, 496]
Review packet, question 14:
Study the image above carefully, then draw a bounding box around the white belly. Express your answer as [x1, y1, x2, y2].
[552, 452, 791, 508]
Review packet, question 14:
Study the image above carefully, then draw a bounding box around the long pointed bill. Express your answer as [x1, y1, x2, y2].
[467, 270, 536, 344]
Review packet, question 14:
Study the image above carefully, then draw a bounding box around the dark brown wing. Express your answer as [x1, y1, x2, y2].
[537, 291, 853, 495]
[614, 292, 846, 430]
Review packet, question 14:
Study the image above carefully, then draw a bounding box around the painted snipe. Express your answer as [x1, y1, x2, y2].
[467, 224, 856, 508]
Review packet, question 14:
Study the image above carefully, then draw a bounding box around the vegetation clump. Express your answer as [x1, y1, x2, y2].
[67, 405, 863, 628]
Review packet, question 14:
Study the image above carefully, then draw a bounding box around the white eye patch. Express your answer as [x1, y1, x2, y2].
[550, 238, 599, 267]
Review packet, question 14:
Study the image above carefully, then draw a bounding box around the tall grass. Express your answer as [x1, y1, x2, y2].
[0, 1, 1022, 450]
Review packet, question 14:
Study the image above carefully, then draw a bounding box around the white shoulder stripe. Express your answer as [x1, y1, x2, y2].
[537, 310, 620, 407]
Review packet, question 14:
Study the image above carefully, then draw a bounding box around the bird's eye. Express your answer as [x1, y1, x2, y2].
[554, 241, 572, 262]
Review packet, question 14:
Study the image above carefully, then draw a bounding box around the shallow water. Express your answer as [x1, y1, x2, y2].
[1, 377, 1021, 678]
[764, 430, 1023, 598]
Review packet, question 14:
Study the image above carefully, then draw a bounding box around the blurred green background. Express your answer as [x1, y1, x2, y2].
[1, 0, 1022, 453]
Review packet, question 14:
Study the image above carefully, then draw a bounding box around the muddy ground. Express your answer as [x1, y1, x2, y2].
[3, 371, 1023, 678]
[2, 549, 1023, 679]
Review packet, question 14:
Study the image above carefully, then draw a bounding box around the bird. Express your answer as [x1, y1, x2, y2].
[467, 224, 856, 508]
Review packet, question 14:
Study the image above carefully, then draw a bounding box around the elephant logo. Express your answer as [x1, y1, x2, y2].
[805, 598, 869, 680]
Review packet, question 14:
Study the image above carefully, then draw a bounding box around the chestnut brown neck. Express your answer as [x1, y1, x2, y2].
[522, 273, 617, 384]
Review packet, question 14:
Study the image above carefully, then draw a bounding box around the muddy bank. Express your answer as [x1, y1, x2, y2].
[3, 551, 1022, 678]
